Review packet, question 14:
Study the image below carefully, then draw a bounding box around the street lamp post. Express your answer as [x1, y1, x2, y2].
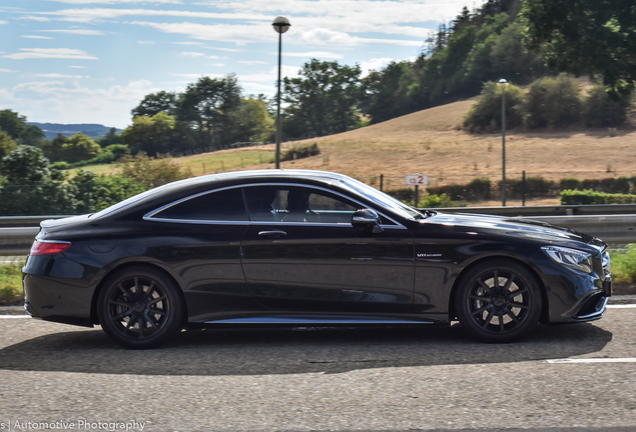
[497, 78, 509, 206]
[272, 16, 291, 169]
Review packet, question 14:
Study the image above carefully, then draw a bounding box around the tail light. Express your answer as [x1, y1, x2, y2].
[30, 240, 71, 256]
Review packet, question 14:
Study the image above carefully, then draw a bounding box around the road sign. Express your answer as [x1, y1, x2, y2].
[405, 174, 429, 186]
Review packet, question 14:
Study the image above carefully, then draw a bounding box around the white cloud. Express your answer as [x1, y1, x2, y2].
[0, 20, 8, 25]
[21, 35, 55, 39]
[359, 57, 395, 75]
[238, 60, 268, 65]
[44, 0, 183, 4]
[17, 16, 51, 22]
[3, 48, 98, 60]
[137, 40, 155, 44]
[40, 29, 105, 35]
[284, 51, 343, 59]
[0, 69, 19, 73]
[179, 52, 205, 57]
[69, 65, 86, 68]
[3, 79, 159, 128]
[29, 73, 88, 78]
[33, 8, 270, 24]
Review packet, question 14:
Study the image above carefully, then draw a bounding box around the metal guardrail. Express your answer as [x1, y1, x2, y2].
[2, 206, 636, 256]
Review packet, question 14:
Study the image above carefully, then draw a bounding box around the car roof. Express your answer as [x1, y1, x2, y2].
[94, 169, 352, 220]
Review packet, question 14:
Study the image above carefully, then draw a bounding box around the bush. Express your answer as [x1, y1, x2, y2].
[560, 178, 581, 191]
[279, 143, 320, 162]
[466, 177, 491, 200]
[523, 74, 582, 129]
[560, 189, 636, 205]
[117, 151, 191, 189]
[419, 193, 466, 208]
[464, 81, 524, 133]
[583, 86, 631, 127]
[385, 188, 416, 203]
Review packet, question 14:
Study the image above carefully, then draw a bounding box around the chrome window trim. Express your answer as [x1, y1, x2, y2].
[143, 182, 406, 228]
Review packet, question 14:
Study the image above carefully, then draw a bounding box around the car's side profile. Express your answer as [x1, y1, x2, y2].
[23, 170, 612, 348]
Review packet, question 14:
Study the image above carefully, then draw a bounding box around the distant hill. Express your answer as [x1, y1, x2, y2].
[26, 122, 124, 140]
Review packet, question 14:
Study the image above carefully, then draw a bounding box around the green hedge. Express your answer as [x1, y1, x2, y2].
[560, 189, 636, 205]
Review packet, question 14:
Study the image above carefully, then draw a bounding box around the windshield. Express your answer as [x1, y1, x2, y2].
[340, 178, 425, 220]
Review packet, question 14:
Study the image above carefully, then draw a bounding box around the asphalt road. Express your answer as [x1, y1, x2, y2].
[1, 304, 636, 432]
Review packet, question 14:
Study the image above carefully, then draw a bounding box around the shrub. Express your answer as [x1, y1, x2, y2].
[117, 151, 191, 189]
[419, 193, 466, 208]
[466, 177, 491, 200]
[279, 143, 320, 162]
[560, 178, 581, 191]
[583, 86, 631, 127]
[560, 189, 636, 205]
[385, 188, 416, 203]
[464, 81, 524, 133]
[523, 74, 582, 129]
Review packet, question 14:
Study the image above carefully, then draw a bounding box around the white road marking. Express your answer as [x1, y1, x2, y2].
[548, 358, 636, 364]
[607, 304, 636, 308]
[0, 315, 29, 319]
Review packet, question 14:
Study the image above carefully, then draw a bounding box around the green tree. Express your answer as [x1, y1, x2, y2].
[132, 91, 178, 118]
[229, 96, 274, 142]
[0, 110, 44, 146]
[362, 61, 415, 124]
[69, 170, 147, 213]
[282, 59, 362, 139]
[583, 86, 632, 127]
[121, 112, 176, 157]
[522, 0, 636, 95]
[96, 128, 123, 147]
[463, 81, 524, 132]
[40, 133, 68, 163]
[177, 75, 242, 149]
[0, 146, 74, 215]
[0, 131, 16, 159]
[61, 133, 102, 163]
[523, 74, 582, 129]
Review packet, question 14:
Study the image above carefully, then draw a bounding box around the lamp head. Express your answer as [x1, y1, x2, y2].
[497, 78, 509, 89]
[272, 16, 291, 34]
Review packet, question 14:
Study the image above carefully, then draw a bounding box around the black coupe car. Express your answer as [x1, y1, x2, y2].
[23, 169, 612, 348]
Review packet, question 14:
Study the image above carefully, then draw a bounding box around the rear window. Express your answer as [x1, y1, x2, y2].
[150, 188, 248, 222]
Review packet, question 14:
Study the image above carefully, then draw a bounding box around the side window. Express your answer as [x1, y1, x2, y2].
[244, 186, 361, 224]
[152, 188, 247, 222]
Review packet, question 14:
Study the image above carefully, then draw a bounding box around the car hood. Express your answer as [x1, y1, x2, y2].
[424, 212, 605, 250]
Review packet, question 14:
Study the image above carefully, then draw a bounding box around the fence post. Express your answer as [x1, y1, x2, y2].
[380, 174, 384, 191]
[522, 171, 526, 207]
[86, 179, 93, 213]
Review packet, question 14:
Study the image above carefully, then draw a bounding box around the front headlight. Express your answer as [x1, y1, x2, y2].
[542, 246, 593, 274]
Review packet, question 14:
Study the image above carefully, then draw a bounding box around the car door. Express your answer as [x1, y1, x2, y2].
[240, 184, 415, 313]
[145, 186, 256, 321]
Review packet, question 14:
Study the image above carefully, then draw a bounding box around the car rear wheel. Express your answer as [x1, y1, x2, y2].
[455, 261, 542, 343]
[97, 267, 184, 349]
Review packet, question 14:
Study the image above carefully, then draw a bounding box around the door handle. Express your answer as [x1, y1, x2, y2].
[258, 230, 287, 238]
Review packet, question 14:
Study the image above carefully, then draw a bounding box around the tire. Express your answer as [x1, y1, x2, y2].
[455, 260, 542, 343]
[97, 267, 184, 349]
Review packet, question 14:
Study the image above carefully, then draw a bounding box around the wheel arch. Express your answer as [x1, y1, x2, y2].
[448, 255, 549, 324]
[90, 261, 188, 326]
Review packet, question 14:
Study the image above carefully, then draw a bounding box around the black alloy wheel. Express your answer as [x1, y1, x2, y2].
[97, 267, 184, 349]
[455, 260, 542, 343]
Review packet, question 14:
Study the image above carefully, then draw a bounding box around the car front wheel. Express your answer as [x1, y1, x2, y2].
[455, 261, 542, 343]
[97, 267, 184, 349]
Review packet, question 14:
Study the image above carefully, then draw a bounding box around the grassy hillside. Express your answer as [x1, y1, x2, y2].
[78, 98, 636, 204]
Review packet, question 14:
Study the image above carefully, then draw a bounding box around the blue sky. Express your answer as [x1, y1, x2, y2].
[0, 0, 471, 129]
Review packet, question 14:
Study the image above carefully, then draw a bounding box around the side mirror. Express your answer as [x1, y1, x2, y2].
[351, 209, 384, 233]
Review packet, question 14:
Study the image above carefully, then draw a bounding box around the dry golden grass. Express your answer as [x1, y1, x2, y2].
[81, 98, 636, 206]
